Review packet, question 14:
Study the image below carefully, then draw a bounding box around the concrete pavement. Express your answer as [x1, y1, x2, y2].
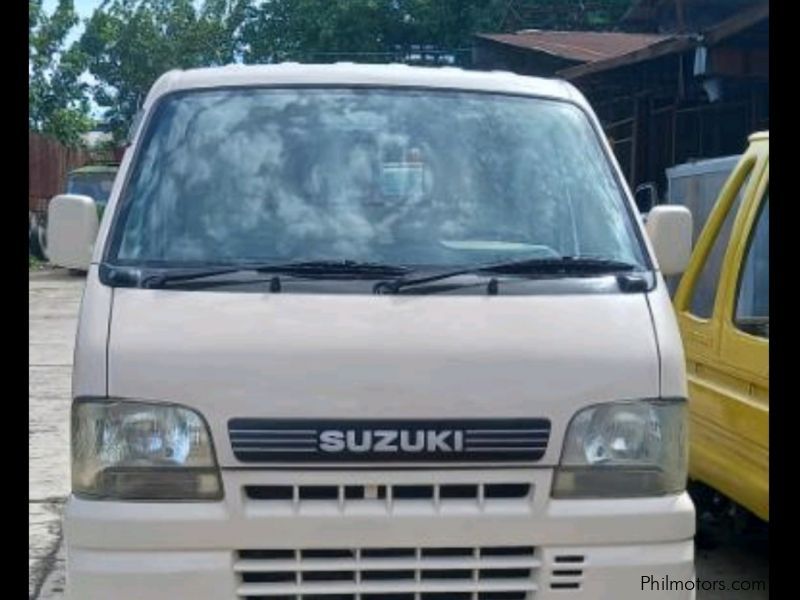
[29, 269, 82, 600]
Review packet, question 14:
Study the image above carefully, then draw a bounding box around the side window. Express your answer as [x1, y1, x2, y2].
[688, 165, 752, 318]
[735, 190, 769, 338]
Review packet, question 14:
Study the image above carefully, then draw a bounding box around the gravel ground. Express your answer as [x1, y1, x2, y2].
[28, 268, 769, 599]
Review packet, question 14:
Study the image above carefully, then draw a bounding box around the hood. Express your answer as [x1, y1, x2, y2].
[108, 290, 660, 466]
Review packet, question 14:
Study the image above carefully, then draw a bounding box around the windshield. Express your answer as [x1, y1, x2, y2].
[110, 88, 646, 269]
[67, 172, 116, 205]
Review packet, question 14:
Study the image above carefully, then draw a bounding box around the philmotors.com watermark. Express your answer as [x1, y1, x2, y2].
[642, 575, 767, 593]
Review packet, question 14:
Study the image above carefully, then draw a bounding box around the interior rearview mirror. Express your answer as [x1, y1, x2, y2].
[634, 182, 658, 214]
[645, 205, 693, 276]
[46, 194, 99, 272]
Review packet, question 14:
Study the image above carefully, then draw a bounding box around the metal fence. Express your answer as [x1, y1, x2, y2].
[28, 132, 91, 214]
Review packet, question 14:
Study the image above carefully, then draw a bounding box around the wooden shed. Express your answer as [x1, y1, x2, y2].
[473, 0, 769, 194]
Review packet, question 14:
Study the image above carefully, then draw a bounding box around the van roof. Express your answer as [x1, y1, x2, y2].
[144, 63, 583, 109]
[665, 154, 742, 179]
[69, 164, 119, 175]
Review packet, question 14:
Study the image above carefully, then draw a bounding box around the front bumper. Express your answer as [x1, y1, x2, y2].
[65, 468, 695, 599]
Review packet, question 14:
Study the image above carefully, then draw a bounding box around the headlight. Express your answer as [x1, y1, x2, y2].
[552, 399, 687, 498]
[72, 399, 223, 500]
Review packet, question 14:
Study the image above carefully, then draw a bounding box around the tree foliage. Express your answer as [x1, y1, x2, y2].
[29, 0, 93, 146]
[495, 0, 633, 31]
[240, 0, 515, 64]
[79, 0, 249, 140]
[30, 0, 634, 142]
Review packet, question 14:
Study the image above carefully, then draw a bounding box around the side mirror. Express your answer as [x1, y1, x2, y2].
[634, 182, 658, 214]
[46, 194, 99, 272]
[645, 205, 693, 276]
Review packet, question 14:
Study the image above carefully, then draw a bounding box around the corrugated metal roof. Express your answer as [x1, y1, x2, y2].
[476, 31, 672, 63]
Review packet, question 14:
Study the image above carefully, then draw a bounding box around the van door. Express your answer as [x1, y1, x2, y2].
[673, 145, 769, 521]
[716, 173, 769, 520]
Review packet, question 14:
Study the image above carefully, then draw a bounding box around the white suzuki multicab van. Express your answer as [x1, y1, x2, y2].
[60, 64, 696, 599]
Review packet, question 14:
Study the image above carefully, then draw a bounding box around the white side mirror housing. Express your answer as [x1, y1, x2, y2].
[645, 205, 693, 276]
[46, 194, 99, 272]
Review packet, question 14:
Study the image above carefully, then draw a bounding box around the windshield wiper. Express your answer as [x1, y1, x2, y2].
[479, 256, 639, 275]
[136, 260, 412, 289]
[373, 256, 639, 294]
[257, 260, 411, 278]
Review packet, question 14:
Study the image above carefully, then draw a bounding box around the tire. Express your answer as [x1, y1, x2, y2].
[29, 217, 47, 261]
[689, 481, 724, 550]
[37, 221, 48, 260]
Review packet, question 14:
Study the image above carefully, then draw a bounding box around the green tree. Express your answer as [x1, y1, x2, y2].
[493, 0, 633, 31]
[240, 0, 510, 64]
[29, 0, 93, 146]
[79, 0, 635, 139]
[238, 0, 630, 65]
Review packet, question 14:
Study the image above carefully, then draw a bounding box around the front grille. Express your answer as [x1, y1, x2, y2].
[244, 482, 531, 509]
[229, 419, 551, 463]
[235, 546, 540, 599]
[548, 555, 585, 591]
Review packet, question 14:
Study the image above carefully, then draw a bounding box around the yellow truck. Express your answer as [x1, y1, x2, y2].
[673, 131, 769, 522]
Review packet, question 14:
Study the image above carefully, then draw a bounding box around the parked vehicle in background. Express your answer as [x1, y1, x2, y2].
[673, 132, 769, 523]
[40, 163, 118, 270]
[667, 154, 742, 246]
[51, 63, 695, 599]
[29, 212, 48, 261]
[65, 164, 118, 218]
[634, 155, 742, 292]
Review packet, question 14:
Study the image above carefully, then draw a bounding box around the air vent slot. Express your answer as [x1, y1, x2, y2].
[245, 485, 293, 501]
[393, 485, 434, 499]
[550, 554, 585, 591]
[235, 546, 539, 599]
[440, 484, 479, 499]
[298, 486, 338, 501]
[485, 484, 530, 498]
[554, 555, 584, 564]
[244, 482, 532, 511]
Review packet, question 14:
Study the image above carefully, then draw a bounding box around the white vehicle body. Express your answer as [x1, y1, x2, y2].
[65, 64, 695, 599]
